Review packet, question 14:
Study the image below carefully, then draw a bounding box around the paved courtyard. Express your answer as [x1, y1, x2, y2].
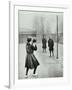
[18, 42, 63, 79]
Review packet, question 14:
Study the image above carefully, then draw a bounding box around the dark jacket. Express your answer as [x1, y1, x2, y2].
[31, 44, 37, 53]
[48, 39, 54, 51]
[26, 43, 31, 54]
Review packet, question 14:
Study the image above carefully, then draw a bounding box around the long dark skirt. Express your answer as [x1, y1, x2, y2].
[25, 54, 39, 69]
[42, 44, 47, 49]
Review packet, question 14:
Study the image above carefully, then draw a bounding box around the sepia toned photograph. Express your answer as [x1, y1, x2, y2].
[18, 10, 63, 79]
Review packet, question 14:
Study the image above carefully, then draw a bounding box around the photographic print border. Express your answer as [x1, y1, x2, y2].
[9, 1, 71, 88]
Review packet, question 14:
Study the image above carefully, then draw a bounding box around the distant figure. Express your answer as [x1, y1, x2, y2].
[42, 37, 47, 52]
[48, 38, 54, 57]
[25, 38, 39, 78]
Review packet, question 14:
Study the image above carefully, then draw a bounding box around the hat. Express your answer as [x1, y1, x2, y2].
[33, 39, 36, 43]
[27, 37, 31, 42]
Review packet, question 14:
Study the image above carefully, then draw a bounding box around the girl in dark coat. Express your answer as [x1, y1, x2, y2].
[25, 38, 39, 77]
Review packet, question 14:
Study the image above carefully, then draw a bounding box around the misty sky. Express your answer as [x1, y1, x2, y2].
[18, 11, 63, 33]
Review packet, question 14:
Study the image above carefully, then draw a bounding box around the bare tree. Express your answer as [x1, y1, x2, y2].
[33, 16, 46, 42]
[33, 16, 39, 33]
[40, 16, 45, 38]
[46, 21, 51, 34]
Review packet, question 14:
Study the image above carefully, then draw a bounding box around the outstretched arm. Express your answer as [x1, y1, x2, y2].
[32, 44, 37, 51]
[34, 45, 37, 50]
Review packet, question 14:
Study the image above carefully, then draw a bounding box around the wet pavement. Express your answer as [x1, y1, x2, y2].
[18, 43, 63, 79]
